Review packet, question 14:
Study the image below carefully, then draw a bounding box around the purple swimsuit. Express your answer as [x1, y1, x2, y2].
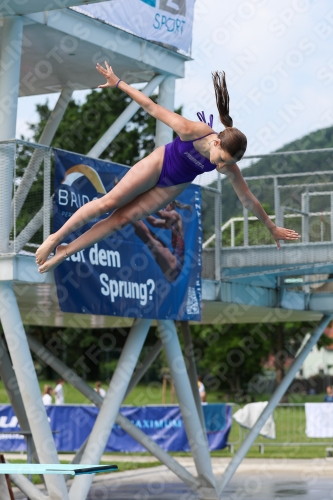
[156, 111, 217, 188]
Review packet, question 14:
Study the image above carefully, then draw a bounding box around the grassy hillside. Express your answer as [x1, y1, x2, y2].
[202, 125, 333, 240]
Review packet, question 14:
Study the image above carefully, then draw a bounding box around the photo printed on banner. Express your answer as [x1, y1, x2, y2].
[53, 149, 202, 321]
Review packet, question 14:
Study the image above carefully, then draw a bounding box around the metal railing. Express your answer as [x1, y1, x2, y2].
[235, 403, 333, 454]
[0, 139, 52, 255]
[3, 140, 333, 284]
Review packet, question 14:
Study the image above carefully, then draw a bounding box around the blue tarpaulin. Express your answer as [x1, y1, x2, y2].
[0, 404, 232, 452]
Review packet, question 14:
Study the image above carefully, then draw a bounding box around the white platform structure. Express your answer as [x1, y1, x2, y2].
[1, 3, 333, 500]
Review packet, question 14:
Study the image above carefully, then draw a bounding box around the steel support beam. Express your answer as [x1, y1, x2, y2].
[0, 474, 11, 500]
[63, 340, 162, 479]
[27, 333, 201, 494]
[181, 322, 206, 433]
[7, 466, 49, 500]
[11, 88, 73, 227]
[125, 339, 163, 399]
[215, 174, 222, 280]
[0, 336, 38, 461]
[0, 16, 23, 252]
[88, 75, 165, 158]
[8, 201, 46, 253]
[155, 76, 175, 148]
[158, 320, 217, 494]
[69, 318, 151, 500]
[331, 193, 333, 243]
[0, 282, 69, 500]
[0, 0, 103, 16]
[216, 314, 333, 497]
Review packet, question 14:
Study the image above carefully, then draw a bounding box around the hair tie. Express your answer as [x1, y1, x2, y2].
[116, 79, 122, 88]
[197, 111, 214, 128]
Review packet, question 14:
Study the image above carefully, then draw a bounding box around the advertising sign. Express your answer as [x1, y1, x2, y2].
[53, 149, 202, 321]
[0, 404, 232, 453]
[74, 0, 195, 54]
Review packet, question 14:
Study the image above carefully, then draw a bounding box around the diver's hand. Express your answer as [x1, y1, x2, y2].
[96, 62, 119, 88]
[270, 226, 300, 249]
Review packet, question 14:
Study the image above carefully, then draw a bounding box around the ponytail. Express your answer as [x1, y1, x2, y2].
[212, 71, 233, 128]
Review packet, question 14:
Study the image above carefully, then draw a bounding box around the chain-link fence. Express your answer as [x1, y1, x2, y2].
[1, 140, 52, 255]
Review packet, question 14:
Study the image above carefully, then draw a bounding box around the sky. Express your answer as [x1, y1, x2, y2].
[16, 0, 333, 156]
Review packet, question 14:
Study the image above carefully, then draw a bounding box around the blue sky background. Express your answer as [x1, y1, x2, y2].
[16, 0, 333, 157]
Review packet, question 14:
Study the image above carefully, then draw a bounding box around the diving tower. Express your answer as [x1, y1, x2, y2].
[1, 2, 333, 500]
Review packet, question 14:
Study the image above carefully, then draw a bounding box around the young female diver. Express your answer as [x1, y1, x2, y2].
[36, 64, 299, 272]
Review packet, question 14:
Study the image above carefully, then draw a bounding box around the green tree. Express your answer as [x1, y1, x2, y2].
[28, 89, 157, 164]
[190, 320, 333, 397]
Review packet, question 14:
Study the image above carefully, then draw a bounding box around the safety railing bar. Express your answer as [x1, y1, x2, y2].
[203, 211, 332, 248]
[219, 260, 333, 280]
[279, 182, 333, 189]
[243, 147, 333, 159]
[281, 206, 309, 216]
[243, 171, 333, 181]
[200, 185, 220, 193]
[0, 139, 51, 151]
[307, 191, 333, 196]
[281, 277, 333, 287]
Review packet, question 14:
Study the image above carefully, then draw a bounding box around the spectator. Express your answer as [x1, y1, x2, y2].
[42, 385, 53, 405]
[324, 385, 333, 402]
[197, 375, 207, 403]
[54, 378, 65, 405]
[94, 381, 106, 398]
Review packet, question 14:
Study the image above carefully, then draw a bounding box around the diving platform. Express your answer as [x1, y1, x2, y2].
[1, 250, 330, 328]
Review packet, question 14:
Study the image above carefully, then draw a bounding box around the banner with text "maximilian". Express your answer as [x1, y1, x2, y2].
[53, 149, 202, 320]
[0, 404, 232, 453]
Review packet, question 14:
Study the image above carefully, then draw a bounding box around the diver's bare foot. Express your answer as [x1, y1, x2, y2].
[38, 245, 68, 274]
[36, 234, 58, 265]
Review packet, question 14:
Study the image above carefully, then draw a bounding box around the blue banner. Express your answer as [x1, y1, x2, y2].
[53, 150, 202, 320]
[0, 404, 232, 453]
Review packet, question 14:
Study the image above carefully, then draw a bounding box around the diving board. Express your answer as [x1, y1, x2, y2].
[0, 464, 118, 476]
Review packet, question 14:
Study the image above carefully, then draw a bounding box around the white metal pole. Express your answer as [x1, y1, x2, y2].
[158, 320, 217, 491]
[214, 174, 222, 280]
[8, 202, 45, 253]
[331, 193, 333, 242]
[181, 322, 205, 427]
[0, 336, 37, 458]
[7, 469, 48, 500]
[243, 205, 248, 246]
[27, 334, 201, 492]
[0, 282, 69, 500]
[88, 75, 165, 158]
[0, 16, 23, 252]
[124, 339, 163, 398]
[0, 474, 11, 500]
[0, 17, 22, 142]
[216, 314, 333, 497]
[274, 177, 280, 228]
[69, 318, 151, 500]
[43, 149, 52, 241]
[155, 76, 175, 148]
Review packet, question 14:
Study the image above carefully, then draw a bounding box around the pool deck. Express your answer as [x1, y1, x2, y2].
[10, 457, 333, 499]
